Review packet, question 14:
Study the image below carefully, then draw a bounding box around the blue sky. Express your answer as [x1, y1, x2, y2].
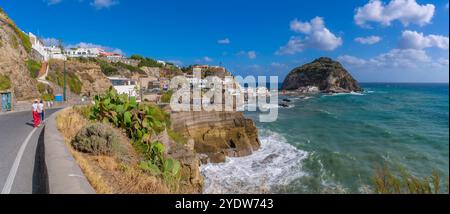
[1, 0, 449, 82]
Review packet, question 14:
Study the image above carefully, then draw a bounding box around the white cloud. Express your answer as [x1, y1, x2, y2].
[276, 37, 305, 55]
[354, 0, 435, 27]
[42, 37, 61, 46]
[277, 17, 342, 55]
[355, 36, 382, 44]
[66, 42, 124, 55]
[399, 30, 449, 50]
[270, 62, 287, 68]
[202, 56, 213, 62]
[238, 50, 257, 59]
[338, 48, 442, 70]
[217, 38, 231, 44]
[91, 0, 119, 9]
[247, 51, 257, 59]
[46, 0, 62, 5]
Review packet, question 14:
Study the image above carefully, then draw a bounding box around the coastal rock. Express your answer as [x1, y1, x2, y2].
[282, 57, 362, 93]
[168, 144, 204, 193]
[170, 111, 260, 163]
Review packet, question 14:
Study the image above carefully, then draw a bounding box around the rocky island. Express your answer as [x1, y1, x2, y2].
[282, 57, 362, 93]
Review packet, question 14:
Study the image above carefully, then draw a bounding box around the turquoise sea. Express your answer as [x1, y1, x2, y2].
[201, 83, 449, 194]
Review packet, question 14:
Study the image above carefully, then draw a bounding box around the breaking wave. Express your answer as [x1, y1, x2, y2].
[200, 130, 308, 194]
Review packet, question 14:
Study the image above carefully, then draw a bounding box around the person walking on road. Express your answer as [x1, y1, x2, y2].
[32, 99, 40, 128]
[39, 100, 45, 125]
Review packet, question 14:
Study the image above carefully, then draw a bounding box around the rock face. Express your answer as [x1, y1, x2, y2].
[171, 111, 260, 163]
[0, 11, 39, 100]
[282, 57, 362, 93]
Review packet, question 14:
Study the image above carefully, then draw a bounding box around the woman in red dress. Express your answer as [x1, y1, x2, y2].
[32, 99, 40, 128]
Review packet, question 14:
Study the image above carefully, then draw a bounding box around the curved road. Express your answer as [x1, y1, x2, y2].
[0, 109, 60, 194]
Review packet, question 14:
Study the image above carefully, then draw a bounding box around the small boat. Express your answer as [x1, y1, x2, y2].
[282, 98, 292, 102]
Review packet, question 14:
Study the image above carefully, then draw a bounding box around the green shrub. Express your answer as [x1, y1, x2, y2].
[160, 90, 173, 103]
[0, 75, 11, 91]
[98, 60, 119, 76]
[68, 73, 82, 94]
[72, 123, 121, 156]
[41, 93, 54, 101]
[138, 57, 163, 68]
[37, 82, 46, 93]
[74, 105, 92, 119]
[130, 54, 144, 60]
[90, 88, 182, 180]
[115, 62, 144, 74]
[16, 30, 31, 53]
[138, 141, 181, 189]
[46, 71, 82, 94]
[26, 59, 41, 78]
[46, 71, 64, 87]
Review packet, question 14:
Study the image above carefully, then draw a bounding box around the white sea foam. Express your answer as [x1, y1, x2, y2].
[200, 130, 309, 194]
[323, 92, 366, 97]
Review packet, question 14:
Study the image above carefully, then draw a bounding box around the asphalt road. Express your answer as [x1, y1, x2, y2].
[0, 108, 60, 194]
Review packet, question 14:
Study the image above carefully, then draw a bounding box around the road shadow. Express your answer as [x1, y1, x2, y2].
[32, 127, 49, 194]
[25, 121, 35, 127]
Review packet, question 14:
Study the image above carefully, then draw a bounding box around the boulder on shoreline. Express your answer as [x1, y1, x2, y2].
[281, 57, 362, 93]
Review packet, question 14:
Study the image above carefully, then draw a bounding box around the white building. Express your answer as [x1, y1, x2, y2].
[29, 32, 68, 61]
[108, 77, 139, 98]
[29, 32, 49, 61]
[64, 47, 103, 58]
[44, 46, 67, 60]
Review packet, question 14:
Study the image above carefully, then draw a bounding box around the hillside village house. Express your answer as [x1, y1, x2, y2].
[64, 47, 103, 58]
[108, 77, 139, 99]
[29, 32, 48, 61]
[29, 32, 66, 61]
[44, 46, 67, 60]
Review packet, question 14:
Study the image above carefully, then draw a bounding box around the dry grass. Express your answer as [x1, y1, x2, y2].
[56, 107, 172, 194]
[373, 164, 448, 194]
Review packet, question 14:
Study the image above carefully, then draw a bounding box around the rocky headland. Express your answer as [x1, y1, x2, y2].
[282, 57, 362, 94]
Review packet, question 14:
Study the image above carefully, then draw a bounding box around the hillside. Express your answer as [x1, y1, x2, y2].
[47, 59, 112, 96]
[0, 8, 39, 100]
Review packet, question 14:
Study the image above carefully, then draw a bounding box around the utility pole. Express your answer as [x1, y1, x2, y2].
[59, 39, 67, 102]
[63, 61, 67, 102]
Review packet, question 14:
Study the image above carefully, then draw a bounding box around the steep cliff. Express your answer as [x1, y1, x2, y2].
[0, 9, 39, 100]
[171, 111, 260, 163]
[282, 57, 362, 93]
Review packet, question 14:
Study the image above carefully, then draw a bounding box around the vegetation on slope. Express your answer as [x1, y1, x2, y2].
[114, 62, 145, 74]
[88, 88, 186, 190]
[26, 59, 41, 78]
[160, 90, 173, 103]
[0, 8, 31, 53]
[131, 55, 163, 68]
[0, 75, 11, 91]
[46, 70, 83, 95]
[98, 60, 119, 76]
[56, 107, 172, 193]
